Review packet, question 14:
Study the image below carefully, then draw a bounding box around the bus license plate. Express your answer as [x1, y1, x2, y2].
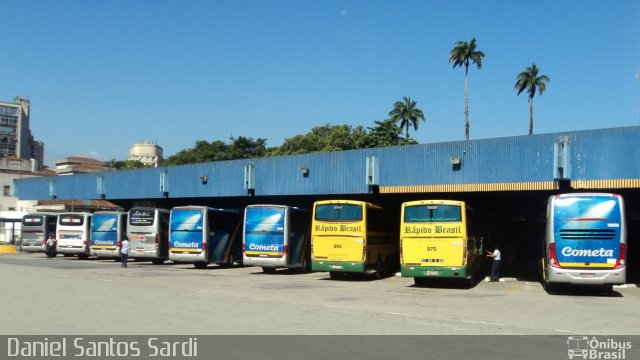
[580, 273, 595, 278]
[426, 270, 439, 276]
[331, 265, 343, 270]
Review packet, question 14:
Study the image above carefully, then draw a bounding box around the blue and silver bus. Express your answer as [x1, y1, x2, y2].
[20, 213, 58, 253]
[127, 207, 170, 264]
[57, 212, 93, 259]
[169, 206, 243, 269]
[541, 193, 626, 292]
[242, 205, 311, 273]
[90, 211, 128, 259]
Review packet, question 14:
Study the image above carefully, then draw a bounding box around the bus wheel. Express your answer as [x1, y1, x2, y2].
[599, 284, 613, 294]
[299, 257, 311, 273]
[262, 267, 276, 274]
[375, 258, 382, 278]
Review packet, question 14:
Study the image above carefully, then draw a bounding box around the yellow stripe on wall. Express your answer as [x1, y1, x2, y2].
[571, 179, 640, 189]
[380, 181, 558, 194]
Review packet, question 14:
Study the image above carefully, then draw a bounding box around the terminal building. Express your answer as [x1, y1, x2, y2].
[13, 126, 640, 280]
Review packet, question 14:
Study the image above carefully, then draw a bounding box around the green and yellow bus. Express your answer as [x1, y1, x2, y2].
[400, 200, 483, 285]
[311, 200, 398, 279]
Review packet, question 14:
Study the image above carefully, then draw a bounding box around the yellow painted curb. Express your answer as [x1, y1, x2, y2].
[0, 244, 17, 254]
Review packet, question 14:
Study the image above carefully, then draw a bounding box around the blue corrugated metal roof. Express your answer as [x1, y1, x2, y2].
[14, 126, 640, 201]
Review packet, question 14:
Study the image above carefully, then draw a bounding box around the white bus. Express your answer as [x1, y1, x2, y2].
[20, 213, 58, 253]
[541, 193, 626, 292]
[242, 205, 311, 273]
[57, 212, 93, 259]
[169, 206, 243, 268]
[127, 207, 170, 264]
[90, 211, 128, 259]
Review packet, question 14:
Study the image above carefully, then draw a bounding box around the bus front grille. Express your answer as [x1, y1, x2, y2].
[559, 229, 616, 240]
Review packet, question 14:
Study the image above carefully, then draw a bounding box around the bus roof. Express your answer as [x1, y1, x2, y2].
[313, 199, 381, 209]
[171, 205, 241, 214]
[402, 200, 466, 207]
[245, 204, 306, 212]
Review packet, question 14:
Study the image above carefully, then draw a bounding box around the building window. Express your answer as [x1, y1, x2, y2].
[3, 185, 10, 196]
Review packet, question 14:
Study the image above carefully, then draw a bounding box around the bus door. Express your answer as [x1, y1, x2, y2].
[208, 211, 242, 265]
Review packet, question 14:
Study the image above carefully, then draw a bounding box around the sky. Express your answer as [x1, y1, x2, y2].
[1, 0, 639, 166]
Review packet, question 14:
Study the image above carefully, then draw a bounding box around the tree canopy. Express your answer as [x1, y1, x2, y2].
[163, 117, 420, 165]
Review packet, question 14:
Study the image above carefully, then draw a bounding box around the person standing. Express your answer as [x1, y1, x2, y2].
[486, 247, 501, 282]
[120, 236, 130, 268]
[45, 234, 56, 259]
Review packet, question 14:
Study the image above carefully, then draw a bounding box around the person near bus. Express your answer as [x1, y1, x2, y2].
[121, 236, 130, 268]
[45, 234, 56, 259]
[486, 247, 501, 282]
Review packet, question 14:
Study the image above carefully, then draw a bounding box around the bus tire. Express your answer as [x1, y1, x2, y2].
[262, 267, 277, 274]
[543, 281, 556, 292]
[220, 253, 235, 268]
[599, 284, 613, 294]
[300, 257, 311, 273]
[375, 258, 382, 278]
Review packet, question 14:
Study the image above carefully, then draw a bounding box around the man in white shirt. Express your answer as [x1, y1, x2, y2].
[120, 237, 130, 268]
[486, 247, 501, 282]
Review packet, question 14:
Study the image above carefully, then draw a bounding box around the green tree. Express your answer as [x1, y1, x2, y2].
[163, 136, 267, 165]
[106, 159, 150, 170]
[515, 63, 550, 135]
[361, 118, 418, 148]
[449, 37, 485, 140]
[388, 97, 426, 138]
[273, 124, 366, 155]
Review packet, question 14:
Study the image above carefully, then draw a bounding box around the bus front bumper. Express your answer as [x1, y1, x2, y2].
[547, 267, 626, 285]
[92, 248, 120, 258]
[312, 260, 365, 273]
[401, 265, 471, 279]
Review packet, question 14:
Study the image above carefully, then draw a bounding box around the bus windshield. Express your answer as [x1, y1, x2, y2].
[554, 197, 620, 222]
[129, 209, 156, 226]
[171, 210, 204, 230]
[404, 204, 461, 222]
[23, 215, 44, 226]
[315, 204, 362, 221]
[59, 214, 85, 226]
[245, 207, 285, 228]
[92, 214, 119, 232]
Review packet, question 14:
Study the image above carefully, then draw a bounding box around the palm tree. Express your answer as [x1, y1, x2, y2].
[515, 63, 550, 135]
[388, 97, 426, 138]
[449, 38, 485, 140]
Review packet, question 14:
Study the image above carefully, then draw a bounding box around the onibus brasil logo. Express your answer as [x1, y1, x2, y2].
[567, 336, 632, 359]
